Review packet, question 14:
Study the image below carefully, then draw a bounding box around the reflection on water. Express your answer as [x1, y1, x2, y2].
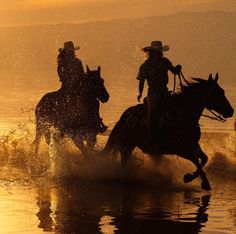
[99, 215, 117, 234]
[34, 183, 212, 234]
[0, 174, 235, 233]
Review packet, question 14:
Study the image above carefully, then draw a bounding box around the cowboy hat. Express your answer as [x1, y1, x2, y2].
[60, 41, 80, 52]
[142, 41, 169, 52]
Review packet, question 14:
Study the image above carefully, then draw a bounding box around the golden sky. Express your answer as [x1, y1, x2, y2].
[0, 0, 235, 26]
[0, 0, 211, 10]
[2, 0, 86, 10]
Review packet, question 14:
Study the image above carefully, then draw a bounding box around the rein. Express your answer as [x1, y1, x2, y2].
[172, 71, 227, 122]
[173, 71, 191, 93]
[201, 110, 226, 122]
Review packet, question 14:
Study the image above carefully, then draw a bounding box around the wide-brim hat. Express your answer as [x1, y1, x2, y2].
[142, 41, 169, 52]
[60, 41, 80, 51]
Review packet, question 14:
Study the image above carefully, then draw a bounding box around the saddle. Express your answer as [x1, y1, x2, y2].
[126, 92, 185, 129]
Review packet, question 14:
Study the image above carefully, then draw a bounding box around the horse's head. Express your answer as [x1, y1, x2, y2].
[204, 73, 234, 118]
[86, 65, 110, 103]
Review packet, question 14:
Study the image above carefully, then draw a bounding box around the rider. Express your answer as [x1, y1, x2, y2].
[136, 40, 182, 143]
[57, 41, 85, 90]
[57, 41, 107, 133]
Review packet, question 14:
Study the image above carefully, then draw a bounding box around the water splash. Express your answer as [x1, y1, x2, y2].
[0, 116, 235, 190]
[207, 152, 236, 179]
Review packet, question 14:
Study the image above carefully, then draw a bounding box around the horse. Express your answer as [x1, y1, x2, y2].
[33, 66, 109, 155]
[103, 73, 234, 190]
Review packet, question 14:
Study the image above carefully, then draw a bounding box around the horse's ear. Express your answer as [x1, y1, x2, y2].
[86, 65, 91, 73]
[98, 66, 101, 74]
[215, 73, 219, 83]
[208, 73, 213, 81]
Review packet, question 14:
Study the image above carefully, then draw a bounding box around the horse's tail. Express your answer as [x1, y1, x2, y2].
[103, 104, 142, 154]
[103, 121, 122, 155]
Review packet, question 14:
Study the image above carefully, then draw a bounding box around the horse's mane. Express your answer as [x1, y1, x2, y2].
[181, 77, 208, 95]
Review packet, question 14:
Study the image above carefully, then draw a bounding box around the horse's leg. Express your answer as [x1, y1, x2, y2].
[52, 129, 63, 144]
[72, 135, 88, 156]
[86, 134, 97, 149]
[183, 146, 208, 183]
[44, 127, 52, 146]
[198, 147, 208, 167]
[181, 152, 211, 191]
[32, 120, 44, 154]
[192, 158, 211, 190]
[32, 131, 41, 154]
[120, 147, 133, 168]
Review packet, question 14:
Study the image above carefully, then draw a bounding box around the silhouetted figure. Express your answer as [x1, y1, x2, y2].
[104, 74, 234, 190]
[137, 41, 182, 143]
[34, 66, 110, 155]
[57, 41, 85, 91]
[85, 66, 108, 133]
[57, 41, 107, 133]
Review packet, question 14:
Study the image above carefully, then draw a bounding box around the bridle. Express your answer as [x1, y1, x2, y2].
[173, 71, 227, 122]
[201, 110, 226, 122]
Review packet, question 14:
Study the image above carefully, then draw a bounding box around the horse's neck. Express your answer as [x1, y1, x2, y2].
[79, 80, 94, 99]
[182, 94, 205, 124]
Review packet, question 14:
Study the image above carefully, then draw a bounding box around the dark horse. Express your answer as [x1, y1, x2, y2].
[33, 66, 109, 154]
[103, 74, 234, 190]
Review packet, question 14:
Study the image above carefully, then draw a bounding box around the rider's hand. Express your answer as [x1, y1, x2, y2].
[137, 94, 142, 102]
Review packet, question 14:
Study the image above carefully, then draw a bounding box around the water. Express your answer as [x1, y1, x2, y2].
[0, 88, 235, 234]
[0, 174, 235, 234]
[0, 118, 235, 234]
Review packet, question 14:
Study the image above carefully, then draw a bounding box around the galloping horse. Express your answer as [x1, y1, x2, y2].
[33, 66, 109, 154]
[103, 74, 234, 190]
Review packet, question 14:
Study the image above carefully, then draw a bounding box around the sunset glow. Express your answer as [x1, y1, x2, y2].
[0, 0, 235, 234]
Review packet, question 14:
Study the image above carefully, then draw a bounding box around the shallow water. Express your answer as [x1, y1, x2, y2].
[0, 92, 235, 234]
[0, 127, 235, 234]
[0, 177, 235, 234]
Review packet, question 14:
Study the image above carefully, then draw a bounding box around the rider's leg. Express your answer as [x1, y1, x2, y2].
[147, 96, 158, 144]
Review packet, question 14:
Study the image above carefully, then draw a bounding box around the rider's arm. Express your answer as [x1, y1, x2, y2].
[165, 58, 182, 74]
[138, 79, 145, 96]
[136, 65, 146, 101]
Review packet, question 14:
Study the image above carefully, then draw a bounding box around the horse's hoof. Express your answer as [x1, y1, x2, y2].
[183, 173, 194, 183]
[201, 180, 211, 191]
